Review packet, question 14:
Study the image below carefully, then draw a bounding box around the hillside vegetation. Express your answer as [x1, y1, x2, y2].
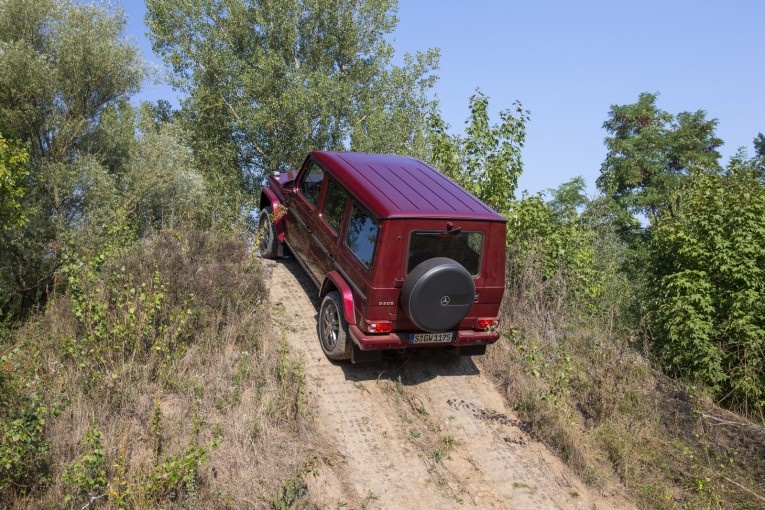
[1, 0, 764, 508]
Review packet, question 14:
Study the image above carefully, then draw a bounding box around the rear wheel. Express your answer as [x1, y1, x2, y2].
[319, 291, 352, 360]
[258, 206, 279, 259]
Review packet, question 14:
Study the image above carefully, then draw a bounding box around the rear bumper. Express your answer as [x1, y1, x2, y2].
[348, 325, 500, 351]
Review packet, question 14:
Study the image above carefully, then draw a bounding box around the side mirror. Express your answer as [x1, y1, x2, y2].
[283, 183, 296, 195]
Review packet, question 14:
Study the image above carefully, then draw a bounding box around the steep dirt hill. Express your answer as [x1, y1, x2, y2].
[267, 257, 632, 509]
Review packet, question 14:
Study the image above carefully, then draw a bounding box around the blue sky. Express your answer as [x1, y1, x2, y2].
[124, 1, 765, 197]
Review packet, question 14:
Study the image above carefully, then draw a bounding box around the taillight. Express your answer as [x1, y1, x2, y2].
[476, 318, 499, 330]
[366, 321, 392, 334]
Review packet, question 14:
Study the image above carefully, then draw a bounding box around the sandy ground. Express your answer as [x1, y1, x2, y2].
[267, 258, 632, 510]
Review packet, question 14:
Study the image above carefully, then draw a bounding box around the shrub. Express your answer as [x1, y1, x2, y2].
[0, 341, 58, 501]
[650, 167, 765, 417]
[61, 429, 108, 506]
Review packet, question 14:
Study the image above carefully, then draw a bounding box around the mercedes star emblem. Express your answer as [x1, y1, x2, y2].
[440, 295, 451, 306]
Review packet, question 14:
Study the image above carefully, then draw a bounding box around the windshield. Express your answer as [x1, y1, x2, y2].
[407, 230, 483, 276]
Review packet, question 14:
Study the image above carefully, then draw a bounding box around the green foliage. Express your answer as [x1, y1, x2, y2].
[597, 92, 723, 223]
[271, 461, 315, 510]
[146, 0, 439, 205]
[506, 192, 601, 311]
[125, 111, 206, 236]
[60, 423, 221, 507]
[148, 443, 212, 505]
[61, 428, 108, 505]
[0, 0, 144, 160]
[547, 176, 588, 217]
[650, 166, 765, 416]
[753, 133, 765, 159]
[429, 90, 529, 216]
[62, 248, 193, 384]
[0, 0, 146, 319]
[0, 134, 29, 231]
[508, 329, 573, 411]
[580, 196, 647, 335]
[0, 342, 58, 496]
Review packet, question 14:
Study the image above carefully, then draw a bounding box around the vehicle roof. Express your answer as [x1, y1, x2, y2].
[310, 151, 507, 222]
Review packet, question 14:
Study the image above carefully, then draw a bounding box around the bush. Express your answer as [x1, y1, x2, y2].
[0, 341, 58, 500]
[650, 167, 765, 417]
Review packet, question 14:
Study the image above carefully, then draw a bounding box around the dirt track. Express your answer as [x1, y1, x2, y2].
[267, 258, 631, 509]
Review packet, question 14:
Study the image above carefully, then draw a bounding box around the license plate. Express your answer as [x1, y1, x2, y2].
[409, 332, 454, 344]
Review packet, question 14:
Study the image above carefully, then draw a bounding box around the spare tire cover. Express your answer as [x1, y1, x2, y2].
[401, 257, 476, 333]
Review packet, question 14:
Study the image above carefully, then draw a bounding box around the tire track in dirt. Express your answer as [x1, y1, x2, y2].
[267, 258, 631, 509]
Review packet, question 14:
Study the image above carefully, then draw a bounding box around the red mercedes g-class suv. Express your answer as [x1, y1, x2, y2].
[259, 152, 506, 363]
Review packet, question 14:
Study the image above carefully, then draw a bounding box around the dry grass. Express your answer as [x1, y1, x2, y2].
[2, 229, 321, 509]
[481, 253, 765, 509]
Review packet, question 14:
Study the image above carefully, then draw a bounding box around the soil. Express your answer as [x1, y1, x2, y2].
[267, 257, 633, 509]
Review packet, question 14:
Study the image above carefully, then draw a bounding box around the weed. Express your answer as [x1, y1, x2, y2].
[431, 435, 459, 463]
[395, 374, 405, 399]
[61, 428, 108, 506]
[0, 342, 60, 499]
[151, 394, 163, 465]
[271, 460, 315, 509]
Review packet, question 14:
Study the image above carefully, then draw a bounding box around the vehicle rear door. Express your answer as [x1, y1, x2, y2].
[398, 219, 489, 328]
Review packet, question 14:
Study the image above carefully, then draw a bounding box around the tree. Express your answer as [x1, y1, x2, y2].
[650, 164, 765, 416]
[597, 92, 723, 224]
[754, 133, 765, 159]
[0, 0, 144, 160]
[547, 176, 588, 219]
[428, 90, 529, 216]
[145, 0, 439, 201]
[0, 0, 145, 317]
[0, 134, 29, 230]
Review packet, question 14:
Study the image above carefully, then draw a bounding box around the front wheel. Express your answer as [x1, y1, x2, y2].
[257, 206, 279, 259]
[318, 291, 352, 360]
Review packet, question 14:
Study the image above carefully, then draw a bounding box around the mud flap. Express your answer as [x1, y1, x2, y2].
[459, 345, 487, 357]
[351, 344, 382, 364]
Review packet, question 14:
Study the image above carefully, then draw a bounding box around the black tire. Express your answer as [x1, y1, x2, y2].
[401, 257, 475, 333]
[258, 206, 279, 259]
[318, 291, 352, 360]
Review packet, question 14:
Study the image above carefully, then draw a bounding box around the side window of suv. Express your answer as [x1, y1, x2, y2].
[300, 162, 324, 207]
[345, 204, 378, 269]
[322, 178, 349, 234]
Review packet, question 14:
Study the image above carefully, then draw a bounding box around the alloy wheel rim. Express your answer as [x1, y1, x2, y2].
[259, 214, 270, 252]
[321, 303, 339, 350]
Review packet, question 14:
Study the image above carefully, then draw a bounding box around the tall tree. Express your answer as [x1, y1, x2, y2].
[754, 132, 765, 159]
[145, 0, 439, 198]
[0, 0, 144, 316]
[428, 90, 529, 216]
[0, 0, 144, 160]
[597, 92, 723, 224]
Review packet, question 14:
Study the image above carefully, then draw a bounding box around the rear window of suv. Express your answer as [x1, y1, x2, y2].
[407, 231, 483, 276]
